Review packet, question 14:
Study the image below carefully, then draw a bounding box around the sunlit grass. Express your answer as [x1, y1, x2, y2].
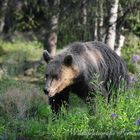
[0, 39, 45, 78]
[0, 40, 43, 63]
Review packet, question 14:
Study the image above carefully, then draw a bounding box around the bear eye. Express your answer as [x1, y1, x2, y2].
[52, 74, 58, 79]
[45, 74, 49, 78]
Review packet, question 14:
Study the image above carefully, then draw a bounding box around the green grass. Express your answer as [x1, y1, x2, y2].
[0, 39, 42, 63]
[0, 40, 140, 140]
[0, 77, 140, 140]
[0, 39, 45, 78]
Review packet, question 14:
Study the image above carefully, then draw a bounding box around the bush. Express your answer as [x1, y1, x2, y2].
[122, 34, 140, 74]
[0, 79, 48, 119]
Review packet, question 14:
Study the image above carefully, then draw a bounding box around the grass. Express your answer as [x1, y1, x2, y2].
[0, 40, 140, 139]
[0, 39, 45, 80]
[0, 78, 140, 140]
[0, 39, 42, 62]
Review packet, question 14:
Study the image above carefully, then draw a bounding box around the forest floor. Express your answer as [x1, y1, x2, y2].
[0, 40, 140, 140]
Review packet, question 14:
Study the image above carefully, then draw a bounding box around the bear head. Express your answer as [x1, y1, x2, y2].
[43, 50, 79, 97]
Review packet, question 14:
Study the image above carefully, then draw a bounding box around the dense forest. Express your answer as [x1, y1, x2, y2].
[0, 0, 139, 51]
[0, 0, 140, 139]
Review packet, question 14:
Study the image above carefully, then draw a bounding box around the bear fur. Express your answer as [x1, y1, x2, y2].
[43, 41, 129, 113]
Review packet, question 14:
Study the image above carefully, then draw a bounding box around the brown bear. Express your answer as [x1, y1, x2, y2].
[43, 41, 129, 114]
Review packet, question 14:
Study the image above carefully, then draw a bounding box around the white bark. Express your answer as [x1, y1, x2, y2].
[48, 32, 57, 57]
[105, 0, 119, 50]
[97, 0, 103, 41]
[51, 15, 58, 31]
[0, 19, 5, 33]
[49, 15, 58, 56]
[44, 0, 60, 56]
[94, 17, 98, 40]
[82, 0, 87, 25]
[115, 34, 125, 56]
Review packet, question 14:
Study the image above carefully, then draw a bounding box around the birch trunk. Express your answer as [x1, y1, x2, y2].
[94, 17, 98, 40]
[47, 15, 58, 57]
[97, 0, 103, 41]
[43, 0, 59, 56]
[105, 0, 119, 50]
[92, 1, 98, 41]
[82, 0, 87, 25]
[115, 34, 125, 56]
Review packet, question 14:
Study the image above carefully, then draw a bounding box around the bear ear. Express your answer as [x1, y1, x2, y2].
[64, 54, 73, 66]
[43, 50, 52, 63]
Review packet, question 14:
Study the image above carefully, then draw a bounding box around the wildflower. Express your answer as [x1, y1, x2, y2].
[134, 118, 140, 125]
[111, 113, 117, 118]
[132, 55, 139, 63]
[129, 76, 137, 84]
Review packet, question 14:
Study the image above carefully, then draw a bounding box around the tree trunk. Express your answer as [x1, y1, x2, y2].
[81, 0, 87, 40]
[94, 17, 98, 41]
[2, 0, 15, 34]
[97, 0, 103, 41]
[105, 0, 119, 50]
[0, 0, 8, 34]
[82, 0, 87, 25]
[0, 17, 5, 34]
[46, 31, 58, 57]
[92, 0, 98, 41]
[115, 33, 125, 56]
[43, 0, 59, 57]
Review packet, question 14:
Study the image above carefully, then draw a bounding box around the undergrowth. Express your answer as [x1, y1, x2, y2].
[0, 77, 140, 140]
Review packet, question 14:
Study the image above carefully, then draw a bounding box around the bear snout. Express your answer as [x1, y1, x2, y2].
[43, 88, 49, 95]
[44, 87, 57, 97]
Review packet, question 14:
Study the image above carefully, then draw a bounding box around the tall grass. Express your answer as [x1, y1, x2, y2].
[0, 77, 140, 139]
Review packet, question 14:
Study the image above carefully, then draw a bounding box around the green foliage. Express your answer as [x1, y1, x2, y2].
[0, 40, 42, 62]
[122, 34, 140, 74]
[0, 77, 18, 94]
[58, 22, 90, 48]
[0, 47, 6, 57]
[127, 11, 140, 37]
[36, 64, 46, 74]
[0, 124, 5, 136]
[0, 0, 139, 51]
[14, 1, 43, 31]
[0, 39, 43, 77]
[22, 120, 48, 139]
[46, 108, 89, 139]
[0, 75, 140, 139]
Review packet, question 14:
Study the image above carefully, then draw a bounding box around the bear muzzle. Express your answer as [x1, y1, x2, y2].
[44, 87, 57, 97]
[48, 91, 57, 97]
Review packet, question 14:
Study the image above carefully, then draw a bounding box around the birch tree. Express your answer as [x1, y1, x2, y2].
[97, 0, 104, 41]
[43, 0, 59, 56]
[105, 0, 119, 50]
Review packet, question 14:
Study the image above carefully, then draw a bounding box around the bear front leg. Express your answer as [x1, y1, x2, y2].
[49, 97, 61, 114]
[49, 90, 69, 114]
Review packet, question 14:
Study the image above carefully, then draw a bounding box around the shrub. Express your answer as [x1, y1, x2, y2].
[122, 34, 140, 74]
[0, 83, 48, 119]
